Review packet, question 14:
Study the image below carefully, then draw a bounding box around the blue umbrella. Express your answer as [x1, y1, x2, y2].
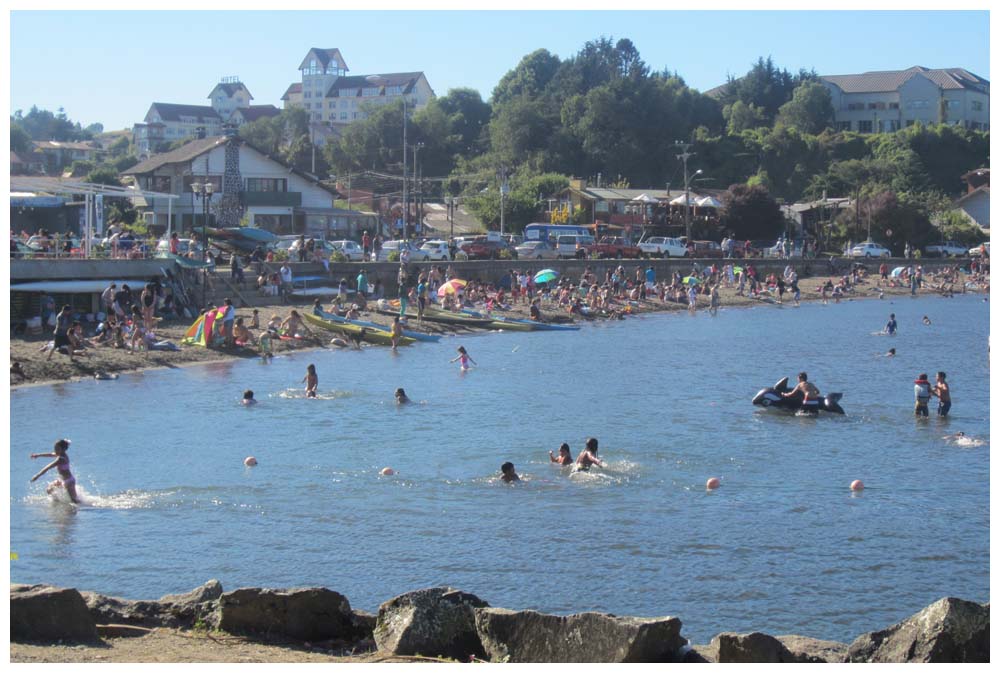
[534, 269, 559, 284]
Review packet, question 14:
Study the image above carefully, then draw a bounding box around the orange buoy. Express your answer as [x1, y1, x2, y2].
[706, 477, 721, 490]
[244, 456, 258, 467]
[380, 467, 395, 476]
[850, 479, 864, 491]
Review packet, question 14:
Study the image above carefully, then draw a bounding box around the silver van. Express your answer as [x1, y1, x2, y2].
[556, 234, 594, 259]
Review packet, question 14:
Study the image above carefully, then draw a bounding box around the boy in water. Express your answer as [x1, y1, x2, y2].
[394, 387, 410, 404]
[500, 462, 520, 483]
[783, 372, 820, 406]
[932, 371, 951, 417]
[242, 390, 257, 406]
[884, 313, 897, 335]
[549, 443, 574, 465]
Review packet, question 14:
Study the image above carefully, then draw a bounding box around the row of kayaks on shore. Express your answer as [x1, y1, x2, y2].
[303, 303, 581, 347]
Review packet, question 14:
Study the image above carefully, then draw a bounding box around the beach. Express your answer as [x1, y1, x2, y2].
[10, 268, 966, 389]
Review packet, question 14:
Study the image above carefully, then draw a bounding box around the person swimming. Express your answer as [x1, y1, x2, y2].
[500, 461, 520, 483]
[394, 387, 410, 404]
[303, 364, 318, 398]
[886, 348, 896, 357]
[242, 389, 257, 406]
[450, 346, 477, 371]
[574, 437, 604, 471]
[922, 315, 931, 325]
[549, 443, 574, 466]
[30, 438, 79, 503]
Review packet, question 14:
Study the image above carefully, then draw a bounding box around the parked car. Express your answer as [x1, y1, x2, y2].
[585, 236, 643, 259]
[969, 242, 990, 257]
[687, 240, 724, 258]
[555, 234, 595, 259]
[156, 238, 202, 256]
[638, 236, 687, 258]
[514, 240, 560, 260]
[924, 241, 967, 257]
[849, 242, 891, 258]
[329, 240, 365, 261]
[377, 239, 431, 261]
[419, 240, 452, 261]
[502, 234, 524, 246]
[460, 237, 518, 260]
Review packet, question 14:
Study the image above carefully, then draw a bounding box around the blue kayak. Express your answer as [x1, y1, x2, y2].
[458, 309, 579, 331]
[315, 308, 440, 342]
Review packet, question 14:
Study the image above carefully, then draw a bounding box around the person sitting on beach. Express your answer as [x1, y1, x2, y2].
[550, 443, 574, 465]
[242, 389, 257, 406]
[233, 318, 256, 346]
[500, 461, 521, 483]
[30, 438, 79, 503]
[575, 437, 604, 471]
[281, 310, 313, 339]
[395, 387, 410, 404]
[249, 309, 260, 329]
[345, 304, 361, 320]
[529, 298, 543, 321]
[266, 314, 282, 336]
[783, 372, 820, 406]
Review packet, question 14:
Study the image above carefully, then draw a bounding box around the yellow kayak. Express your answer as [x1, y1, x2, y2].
[303, 312, 414, 347]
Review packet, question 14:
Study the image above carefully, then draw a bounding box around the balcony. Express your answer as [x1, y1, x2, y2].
[242, 191, 302, 207]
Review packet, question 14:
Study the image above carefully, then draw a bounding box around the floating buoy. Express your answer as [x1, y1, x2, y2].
[850, 479, 864, 491]
[244, 456, 258, 467]
[706, 477, 721, 490]
[380, 467, 395, 476]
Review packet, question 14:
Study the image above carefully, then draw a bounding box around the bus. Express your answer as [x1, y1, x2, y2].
[522, 223, 592, 242]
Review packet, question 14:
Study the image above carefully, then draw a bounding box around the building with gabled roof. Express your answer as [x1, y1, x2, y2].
[282, 48, 434, 141]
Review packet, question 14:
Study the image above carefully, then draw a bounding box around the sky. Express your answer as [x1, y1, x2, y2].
[7, 8, 992, 132]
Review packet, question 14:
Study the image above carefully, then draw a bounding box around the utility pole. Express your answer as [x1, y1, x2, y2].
[413, 142, 424, 237]
[401, 98, 407, 239]
[347, 171, 352, 209]
[674, 141, 694, 241]
[498, 165, 509, 237]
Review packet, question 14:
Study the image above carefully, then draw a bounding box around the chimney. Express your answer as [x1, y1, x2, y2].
[195, 126, 206, 140]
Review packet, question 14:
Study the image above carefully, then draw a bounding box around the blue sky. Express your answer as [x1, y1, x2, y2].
[9, 10, 991, 131]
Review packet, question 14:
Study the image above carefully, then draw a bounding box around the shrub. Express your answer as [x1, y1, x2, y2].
[498, 249, 514, 260]
[329, 251, 347, 263]
[387, 251, 401, 262]
[272, 249, 289, 262]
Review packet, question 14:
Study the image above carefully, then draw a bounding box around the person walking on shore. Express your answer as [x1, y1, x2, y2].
[101, 282, 116, 319]
[46, 305, 73, 361]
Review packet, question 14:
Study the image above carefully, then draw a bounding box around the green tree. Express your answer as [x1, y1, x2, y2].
[719, 183, 784, 239]
[775, 82, 834, 135]
[724, 101, 768, 134]
[10, 123, 32, 154]
[717, 57, 815, 125]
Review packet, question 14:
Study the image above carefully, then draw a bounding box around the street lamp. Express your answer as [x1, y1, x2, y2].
[684, 168, 703, 241]
[191, 180, 214, 308]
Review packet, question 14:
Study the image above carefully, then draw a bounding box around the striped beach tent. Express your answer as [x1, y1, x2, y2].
[182, 305, 231, 347]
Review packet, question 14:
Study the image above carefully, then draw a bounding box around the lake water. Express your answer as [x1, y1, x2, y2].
[9, 294, 990, 644]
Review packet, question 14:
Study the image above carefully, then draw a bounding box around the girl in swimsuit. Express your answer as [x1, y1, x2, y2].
[140, 282, 156, 331]
[450, 346, 476, 371]
[303, 364, 318, 398]
[30, 438, 79, 503]
[575, 437, 604, 471]
[550, 443, 574, 465]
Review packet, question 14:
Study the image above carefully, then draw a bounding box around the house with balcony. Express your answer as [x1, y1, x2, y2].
[122, 133, 361, 236]
[280, 47, 434, 143]
[30, 140, 106, 175]
[133, 77, 281, 159]
[820, 66, 989, 133]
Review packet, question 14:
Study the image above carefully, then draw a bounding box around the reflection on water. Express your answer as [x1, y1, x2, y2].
[8, 295, 990, 643]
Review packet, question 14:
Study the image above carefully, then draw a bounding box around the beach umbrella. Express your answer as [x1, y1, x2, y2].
[682, 276, 701, 286]
[890, 266, 906, 277]
[437, 278, 467, 297]
[696, 195, 722, 209]
[534, 269, 559, 284]
[669, 194, 691, 206]
[631, 193, 657, 203]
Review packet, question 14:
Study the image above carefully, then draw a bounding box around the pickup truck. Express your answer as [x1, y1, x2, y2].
[924, 241, 967, 257]
[585, 236, 643, 259]
[638, 236, 687, 258]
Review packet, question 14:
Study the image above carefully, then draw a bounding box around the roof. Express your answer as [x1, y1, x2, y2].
[954, 185, 990, 207]
[147, 103, 223, 123]
[121, 135, 340, 198]
[235, 105, 281, 122]
[299, 48, 349, 72]
[122, 136, 227, 174]
[208, 81, 253, 100]
[281, 83, 302, 101]
[32, 140, 102, 152]
[326, 72, 424, 97]
[11, 151, 24, 163]
[821, 66, 990, 94]
[564, 186, 725, 202]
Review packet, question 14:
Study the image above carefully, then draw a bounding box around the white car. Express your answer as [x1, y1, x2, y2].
[849, 242, 892, 258]
[419, 240, 452, 261]
[155, 238, 202, 256]
[514, 240, 560, 260]
[969, 242, 990, 257]
[329, 240, 365, 262]
[377, 239, 430, 262]
[638, 236, 687, 258]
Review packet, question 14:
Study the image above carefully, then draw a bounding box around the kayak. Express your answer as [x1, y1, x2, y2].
[303, 312, 415, 347]
[505, 318, 580, 331]
[488, 318, 537, 332]
[376, 304, 493, 327]
[314, 308, 440, 342]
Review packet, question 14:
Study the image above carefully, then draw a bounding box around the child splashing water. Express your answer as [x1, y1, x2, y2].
[450, 346, 476, 371]
[303, 364, 318, 398]
[30, 438, 79, 503]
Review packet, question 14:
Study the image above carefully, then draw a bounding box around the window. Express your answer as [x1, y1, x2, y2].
[867, 103, 877, 110]
[340, 89, 355, 97]
[351, 100, 356, 108]
[857, 120, 873, 133]
[304, 103, 311, 109]
[330, 113, 337, 120]
[304, 91, 311, 98]
[362, 87, 380, 97]
[972, 100, 983, 111]
[907, 99, 929, 109]
[835, 121, 852, 132]
[246, 178, 287, 192]
[353, 112, 358, 119]
[888, 102, 899, 110]
[340, 112, 348, 120]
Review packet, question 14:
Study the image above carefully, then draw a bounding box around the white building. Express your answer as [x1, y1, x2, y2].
[122, 134, 353, 235]
[821, 66, 989, 134]
[281, 48, 435, 137]
[133, 77, 280, 159]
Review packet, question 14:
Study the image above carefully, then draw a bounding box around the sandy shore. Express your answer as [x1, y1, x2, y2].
[10, 271, 973, 389]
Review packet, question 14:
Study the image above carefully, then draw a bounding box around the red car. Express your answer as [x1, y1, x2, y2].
[460, 238, 518, 260]
[585, 236, 643, 259]
[687, 240, 724, 258]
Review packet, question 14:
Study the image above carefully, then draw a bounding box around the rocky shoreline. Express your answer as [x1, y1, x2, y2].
[10, 582, 990, 663]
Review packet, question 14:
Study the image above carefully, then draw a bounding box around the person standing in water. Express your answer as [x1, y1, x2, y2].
[303, 364, 318, 398]
[390, 316, 403, 352]
[932, 371, 951, 417]
[549, 443, 574, 465]
[884, 313, 897, 335]
[30, 438, 79, 503]
[914, 373, 932, 417]
[450, 346, 476, 371]
[394, 387, 410, 404]
[575, 437, 604, 471]
[500, 462, 521, 483]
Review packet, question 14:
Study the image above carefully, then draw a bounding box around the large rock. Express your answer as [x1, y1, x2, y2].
[695, 633, 847, 663]
[160, 579, 224, 626]
[81, 581, 222, 629]
[11, 584, 99, 642]
[474, 608, 685, 663]
[374, 587, 489, 660]
[776, 635, 849, 663]
[217, 587, 355, 642]
[846, 597, 989, 662]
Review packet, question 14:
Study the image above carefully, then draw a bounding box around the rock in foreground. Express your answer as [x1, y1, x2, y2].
[374, 587, 488, 660]
[11, 584, 99, 642]
[217, 587, 356, 642]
